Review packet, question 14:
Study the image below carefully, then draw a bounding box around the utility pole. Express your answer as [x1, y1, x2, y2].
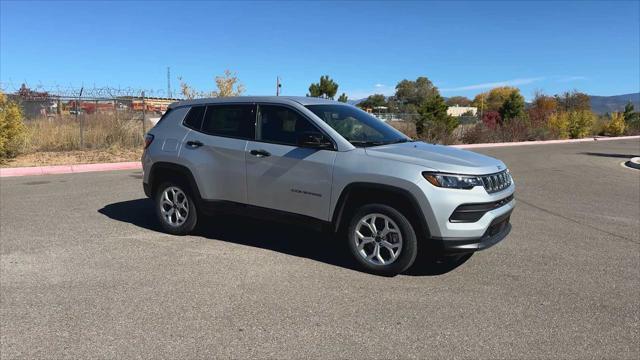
[167, 67, 171, 99]
[77, 86, 84, 149]
[276, 76, 281, 96]
[142, 91, 146, 135]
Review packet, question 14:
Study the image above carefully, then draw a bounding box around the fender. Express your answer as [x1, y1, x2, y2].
[331, 182, 430, 237]
[147, 162, 203, 202]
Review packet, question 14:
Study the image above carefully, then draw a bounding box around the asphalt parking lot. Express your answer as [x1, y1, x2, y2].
[1, 139, 639, 359]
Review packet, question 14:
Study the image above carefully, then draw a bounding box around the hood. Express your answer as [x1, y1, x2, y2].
[364, 141, 506, 175]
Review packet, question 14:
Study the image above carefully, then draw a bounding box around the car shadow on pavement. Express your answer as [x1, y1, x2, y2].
[99, 198, 471, 277]
[580, 152, 639, 158]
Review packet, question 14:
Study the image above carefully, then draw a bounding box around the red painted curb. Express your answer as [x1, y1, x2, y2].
[1, 136, 638, 178]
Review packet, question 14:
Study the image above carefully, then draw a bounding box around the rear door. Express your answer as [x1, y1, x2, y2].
[245, 104, 336, 220]
[179, 104, 255, 202]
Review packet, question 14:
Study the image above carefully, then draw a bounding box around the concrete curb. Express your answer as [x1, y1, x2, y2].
[624, 157, 640, 170]
[1, 135, 638, 178]
[451, 135, 640, 149]
[0, 161, 141, 178]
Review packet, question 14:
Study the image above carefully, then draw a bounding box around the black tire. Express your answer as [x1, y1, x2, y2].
[346, 204, 418, 276]
[155, 181, 198, 235]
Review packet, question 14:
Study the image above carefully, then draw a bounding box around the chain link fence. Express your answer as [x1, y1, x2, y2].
[372, 112, 479, 143]
[2, 83, 181, 152]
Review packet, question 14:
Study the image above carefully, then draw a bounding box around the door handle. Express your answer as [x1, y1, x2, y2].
[250, 149, 271, 157]
[186, 140, 203, 148]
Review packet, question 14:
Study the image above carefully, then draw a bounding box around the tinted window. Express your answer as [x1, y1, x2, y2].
[258, 105, 316, 145]
[305, 104, 409, 147]
[201, 105, 256, 139]
[183, 106, 205, 130]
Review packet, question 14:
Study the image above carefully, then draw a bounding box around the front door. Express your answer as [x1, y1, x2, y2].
[245, 104, 336, 220]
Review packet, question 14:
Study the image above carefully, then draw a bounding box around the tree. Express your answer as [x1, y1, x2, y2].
[622, 102, 640, 131]
[623, 101, 635, 122]
[416, 93, 458, 138]
[307, 75, 339, 99]
[337, 93, 348, 103]
[178, 76, 200, 99]
[445, 96, 472, 107]
[555, 90, 590, 112]
[212, 70, 245, 97]
[499, 91, 526, 123]
[528, 92, 558, 127]
[0, 91, 27, 159]
[358, 94, 387, 110]
[178, 69, 245, 99]
[472, 87, 520, 113]
[394, 77, 438, 109]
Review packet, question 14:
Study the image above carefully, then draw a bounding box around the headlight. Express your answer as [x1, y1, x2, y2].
[422, 172, 484, 190]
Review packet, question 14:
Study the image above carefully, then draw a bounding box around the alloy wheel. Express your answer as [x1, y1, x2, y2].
[353, 213, 403, 266]
[160, 186, 189, 227]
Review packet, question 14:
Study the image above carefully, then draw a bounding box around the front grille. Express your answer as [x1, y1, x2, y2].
[480, 170, 512, 193]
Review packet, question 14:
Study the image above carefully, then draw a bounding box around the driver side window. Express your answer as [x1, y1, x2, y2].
[257, 105, 316, 146]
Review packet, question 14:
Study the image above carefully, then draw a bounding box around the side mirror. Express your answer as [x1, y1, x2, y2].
[297, 131, 333, 150]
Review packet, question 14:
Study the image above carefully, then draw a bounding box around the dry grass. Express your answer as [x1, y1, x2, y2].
[0, 113, 149, 167]
[1, 148, 142, 168]
[24, 113, 150, 152]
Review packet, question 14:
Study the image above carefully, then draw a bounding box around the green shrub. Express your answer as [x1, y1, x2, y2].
[548, 112, 569, 139]
[567, 110, 595, 138]
[0, 92, 28, 159]
[605, 112, 626, 136]
[416, 93, 458, 140]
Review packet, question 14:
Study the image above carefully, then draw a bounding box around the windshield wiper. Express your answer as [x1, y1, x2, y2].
[388, 138, 412, 144]
[348, 140, 387, 147]
[349, 138, 414, 147]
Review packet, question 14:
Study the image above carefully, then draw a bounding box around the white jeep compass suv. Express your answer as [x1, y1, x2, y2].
[142, 96, 515, 275]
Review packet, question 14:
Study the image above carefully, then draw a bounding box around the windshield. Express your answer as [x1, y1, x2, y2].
[305, 104, 411, 147]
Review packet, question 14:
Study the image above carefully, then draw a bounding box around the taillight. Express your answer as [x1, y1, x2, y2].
[144, 134, 154, 149]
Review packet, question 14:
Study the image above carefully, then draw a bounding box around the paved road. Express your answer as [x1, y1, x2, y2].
[1, 139, 639, 359]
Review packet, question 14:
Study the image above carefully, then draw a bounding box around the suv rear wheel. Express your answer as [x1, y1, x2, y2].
[155, 181, 198, 235]
[346, 204, 417, 276]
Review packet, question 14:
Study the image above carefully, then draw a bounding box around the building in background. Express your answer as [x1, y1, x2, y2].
[447, 105, 477, 117]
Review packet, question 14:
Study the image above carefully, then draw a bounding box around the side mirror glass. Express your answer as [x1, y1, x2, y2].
[297, 131, 333, 150]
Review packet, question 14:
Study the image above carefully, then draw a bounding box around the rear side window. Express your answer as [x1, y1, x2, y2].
[183, 106, 206, 130]
[257, 105, 316, 145]
[201, 105, 256, 139]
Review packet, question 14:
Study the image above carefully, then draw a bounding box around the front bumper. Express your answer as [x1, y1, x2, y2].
[433, 209, 512, 253]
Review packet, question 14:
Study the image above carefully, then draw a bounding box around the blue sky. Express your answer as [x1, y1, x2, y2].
[1, 0, 639, 100]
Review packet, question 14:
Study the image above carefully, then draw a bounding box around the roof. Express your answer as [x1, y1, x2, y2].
[168, 96, 342, 109]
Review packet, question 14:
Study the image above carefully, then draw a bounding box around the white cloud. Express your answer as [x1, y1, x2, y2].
[344, 83, 394, 100]
[556, 76, 587, 83]
[440, 77, 544, 92]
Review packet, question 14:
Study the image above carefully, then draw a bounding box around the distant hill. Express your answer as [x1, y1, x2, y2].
[347, 93, 640, 114]
[589, 93, 639, 114]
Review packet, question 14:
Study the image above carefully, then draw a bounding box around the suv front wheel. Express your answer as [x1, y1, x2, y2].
[346, 204, 417, 276]
[155, 182, 198, 235]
